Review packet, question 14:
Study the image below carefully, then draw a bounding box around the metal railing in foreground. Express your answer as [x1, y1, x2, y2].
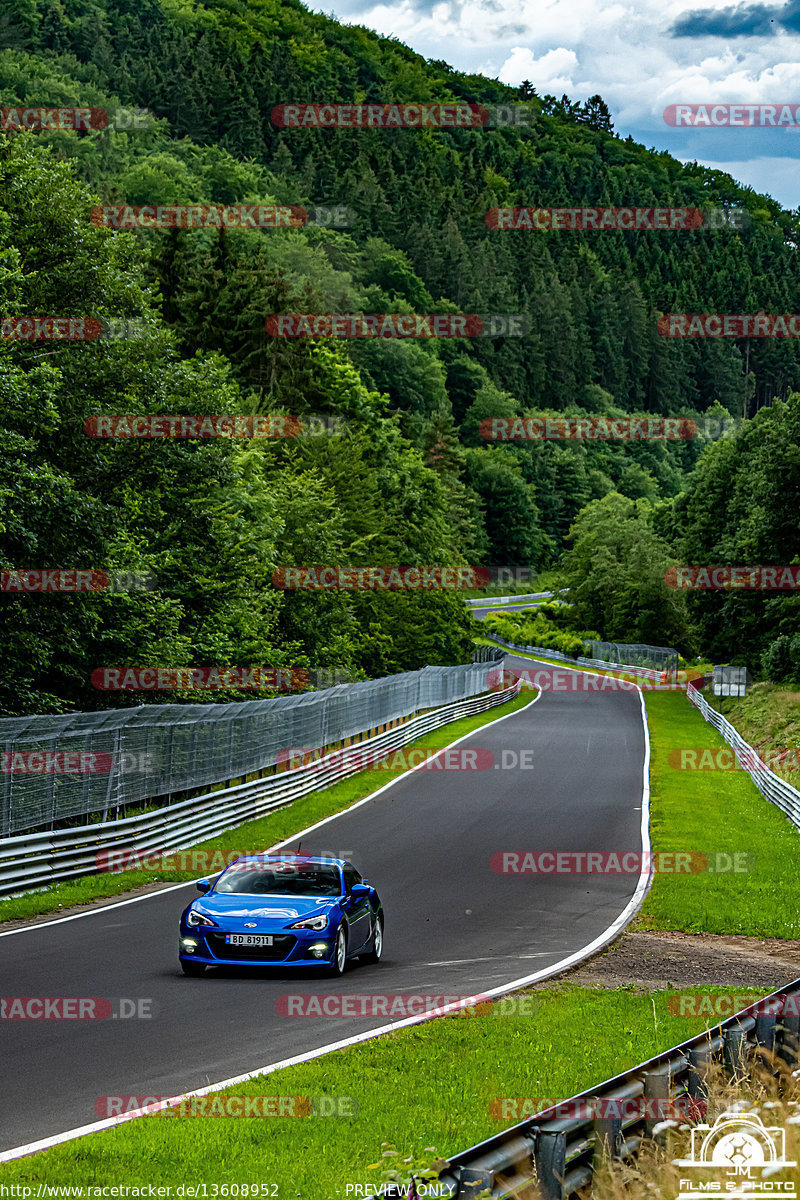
[391, 979, 800, 1199]
[0, 674, 518, 896]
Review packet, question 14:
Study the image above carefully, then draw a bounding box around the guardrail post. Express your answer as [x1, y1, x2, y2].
[643, 1066, 675, 1138]
[754, 1010, 777, 1055]
[535, 1130, 566, 1200]
[777, 993, 800, 1070]
[687, 1044, 713, 1101]
[777, 1012, 796, 1070]
[593, 1116, 623, 1160]
[723, 1025, 749, 1080]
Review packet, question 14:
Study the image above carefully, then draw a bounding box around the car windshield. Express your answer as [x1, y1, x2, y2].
[214, 862, 342, 897]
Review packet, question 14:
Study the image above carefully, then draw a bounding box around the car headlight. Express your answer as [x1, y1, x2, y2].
[186, 909, 217, 927]
[288, 913, 329, 931]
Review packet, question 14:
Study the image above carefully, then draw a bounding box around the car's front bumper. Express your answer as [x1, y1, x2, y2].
[179, 927, 337, 967]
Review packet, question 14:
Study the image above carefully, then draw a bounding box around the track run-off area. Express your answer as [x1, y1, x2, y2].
[0, 655, 649, 1159]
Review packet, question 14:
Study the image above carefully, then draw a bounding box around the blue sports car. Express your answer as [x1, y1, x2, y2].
[178, 853, 384, 976]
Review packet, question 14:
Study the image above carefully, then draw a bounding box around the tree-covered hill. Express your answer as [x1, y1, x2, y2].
[1, 0, 798, 712]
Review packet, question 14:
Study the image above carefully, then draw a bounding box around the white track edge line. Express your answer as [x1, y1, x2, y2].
[0, 668, 650, 1164]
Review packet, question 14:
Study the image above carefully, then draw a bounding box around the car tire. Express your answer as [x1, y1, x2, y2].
[181, 961, 206, 977]
[328, 924, 348, 976]
[362, 911, 384, 964]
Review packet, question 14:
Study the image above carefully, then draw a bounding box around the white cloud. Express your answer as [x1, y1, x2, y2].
[322, 0, 800, 205]
[498, 46, 579, 90]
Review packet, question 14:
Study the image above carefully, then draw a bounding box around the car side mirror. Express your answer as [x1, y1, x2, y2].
[351, 883, 370, 898]
[196, 878, 211, 893]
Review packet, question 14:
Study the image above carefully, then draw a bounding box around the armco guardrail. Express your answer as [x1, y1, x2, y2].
[465, 591, 557, 608]
[687, 681, 800, 830]
[484, 636, 664, 679]
[0, 676, 518, 896]
[393, 977, 800, 1199]
[0, 659, 503, 837]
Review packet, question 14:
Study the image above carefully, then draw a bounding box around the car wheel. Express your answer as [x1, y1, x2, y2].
[328, 925, 348, 976]
[362, 911, 384, 964]
[181, 961, 206, 977]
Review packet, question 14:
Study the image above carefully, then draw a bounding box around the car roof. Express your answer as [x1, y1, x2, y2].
[226, 853, 347, 868]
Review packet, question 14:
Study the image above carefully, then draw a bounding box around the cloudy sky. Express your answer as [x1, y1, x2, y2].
[321, 0, 800, 210]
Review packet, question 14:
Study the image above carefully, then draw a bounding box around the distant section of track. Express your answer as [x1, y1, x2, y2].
[470, 603, 546, 618]
[0, 657, 648, 1156]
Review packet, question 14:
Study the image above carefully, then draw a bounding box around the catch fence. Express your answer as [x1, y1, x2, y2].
[1, 658, 503, 838]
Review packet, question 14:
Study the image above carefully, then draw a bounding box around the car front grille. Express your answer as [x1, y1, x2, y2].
[207, 934, 297, 962]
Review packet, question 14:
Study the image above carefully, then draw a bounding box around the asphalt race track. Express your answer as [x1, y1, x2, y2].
[469, 603, 544, 619]
[0, 656, 648, 1154]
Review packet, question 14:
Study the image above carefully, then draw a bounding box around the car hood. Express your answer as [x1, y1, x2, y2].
[187, 893, 339, 929]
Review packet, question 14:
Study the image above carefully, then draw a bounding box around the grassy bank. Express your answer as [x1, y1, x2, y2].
[639, 687, 800, 937]
[0, 984, 763, 1194]
[709, 680, 800, 784]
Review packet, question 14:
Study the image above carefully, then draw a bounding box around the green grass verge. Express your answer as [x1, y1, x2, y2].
[638, 688, 800, 937]
[0, 689, 533, 925]
[0, 985, 765, 1193]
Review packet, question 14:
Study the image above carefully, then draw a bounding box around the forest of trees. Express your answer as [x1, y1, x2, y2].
[1, 0, 798, 713]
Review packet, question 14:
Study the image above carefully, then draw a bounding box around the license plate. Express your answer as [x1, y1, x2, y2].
[225, 934, 273, 947]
